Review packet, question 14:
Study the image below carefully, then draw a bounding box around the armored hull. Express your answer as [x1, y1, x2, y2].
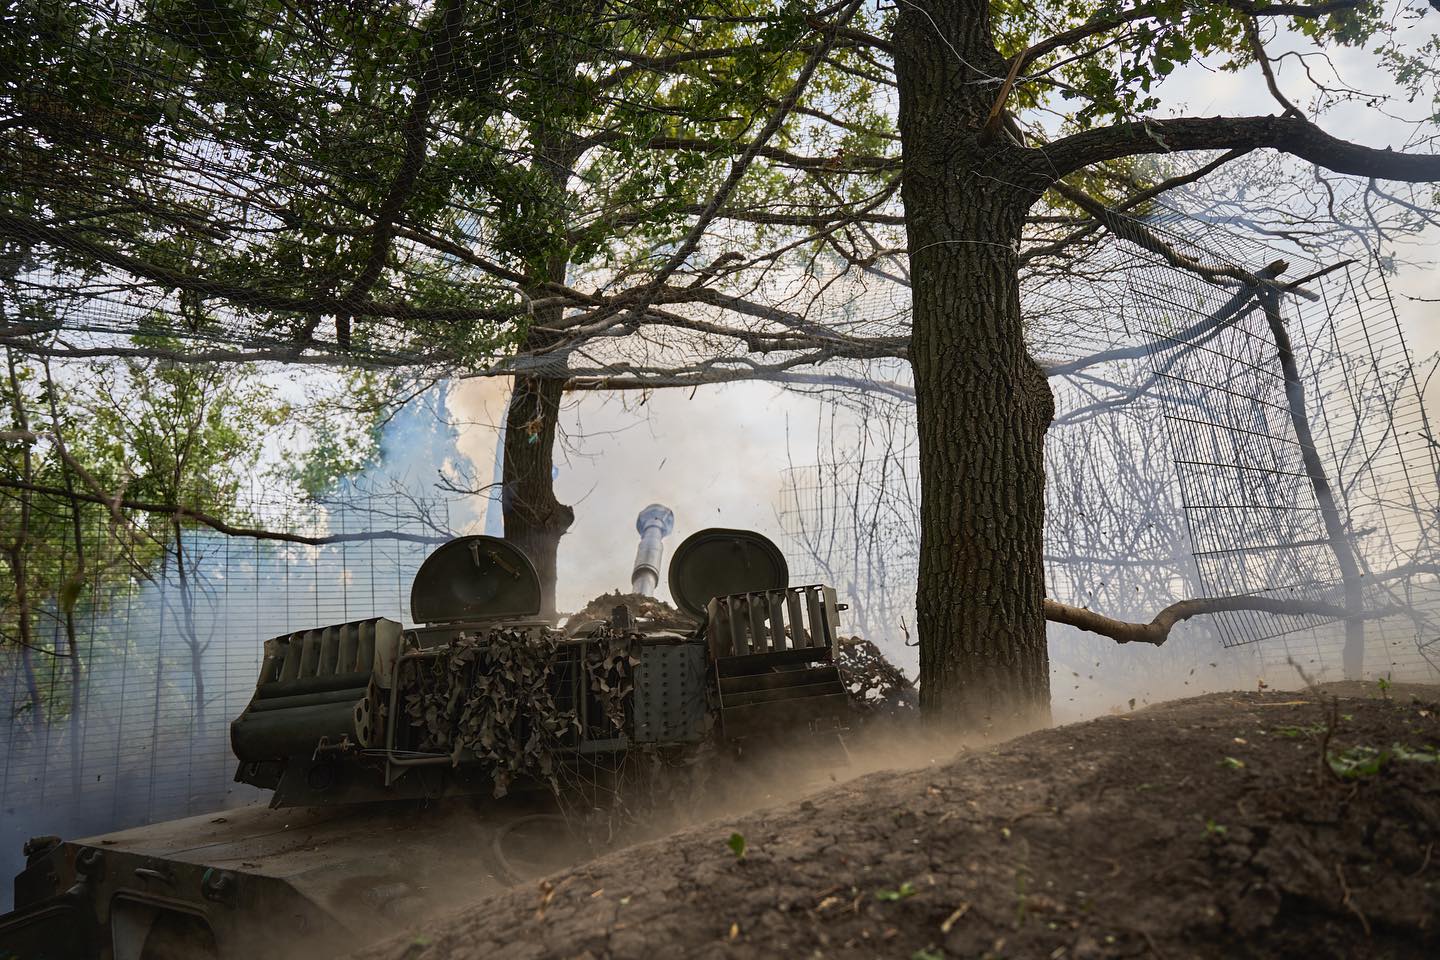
[2, 794, 586, 958]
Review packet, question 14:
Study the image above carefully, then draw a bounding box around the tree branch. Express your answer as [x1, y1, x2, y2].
[983, 0, 1360, 139]
[1041, 114, 1440, 183]
[1050, 180, 1287, 288]
[1022, 148, 1250, 266]
[0, 476, 448, 546]
[1242, 15, 1304, 119]
[580, 0, 866, 340]
[333, 0, 468, 347]
[565, 367, 917, 403]
[1045, 594, 1411, 646]
[0, 211, 524, 327]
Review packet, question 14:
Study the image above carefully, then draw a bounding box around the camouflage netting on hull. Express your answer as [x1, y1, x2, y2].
[400, 627, 636, 798]
[837, 635, 917, 718]
[566, 595, 916, 720]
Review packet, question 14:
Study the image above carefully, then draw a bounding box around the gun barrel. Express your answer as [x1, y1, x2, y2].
[631, 503, 675, 596]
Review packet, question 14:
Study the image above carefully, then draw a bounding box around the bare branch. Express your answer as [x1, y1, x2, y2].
[1242, 15, 1304, 120]
[0, 477, 448, 546]
[1045, 594, 1411, 647]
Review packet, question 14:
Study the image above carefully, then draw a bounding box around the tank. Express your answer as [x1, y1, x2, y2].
[0, 517, 854, 959]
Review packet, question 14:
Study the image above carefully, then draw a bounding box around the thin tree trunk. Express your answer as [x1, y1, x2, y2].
[895, 1, 1053, 730]
[4, 347, 42, 727]
[44, 366, 85, 794]
[172, 520, 206, 731]
[15, 646, 39, 727]
[502, 364, 572, 618]
[1261, 292, 1366, 678]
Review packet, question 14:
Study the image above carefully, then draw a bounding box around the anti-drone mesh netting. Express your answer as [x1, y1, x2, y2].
[1122, 214, 1440, 662]
[780, 208, 1440, 686]
[0, 490, 461, 910]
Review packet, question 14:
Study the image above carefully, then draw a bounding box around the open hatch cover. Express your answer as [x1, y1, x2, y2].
[666, 528, 789, 619]
[410, 536, 542, 623]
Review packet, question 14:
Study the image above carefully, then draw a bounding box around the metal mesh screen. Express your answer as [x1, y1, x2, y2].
[779, 211, 1440, 687]
[0, 493, 456, 908]
[1122, 216, 1440, 666]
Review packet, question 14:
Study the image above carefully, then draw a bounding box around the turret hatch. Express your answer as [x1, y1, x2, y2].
[410, 536, 542, 623]
[666, 528, 789, 619]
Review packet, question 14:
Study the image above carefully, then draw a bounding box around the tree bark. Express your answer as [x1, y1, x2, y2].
[1044, 594, 1406, 648]
[502, 362, 573, 619]
[498, 109, 580, 617]
[4, 347, 43, 728]
[894, 2, 1053, 731]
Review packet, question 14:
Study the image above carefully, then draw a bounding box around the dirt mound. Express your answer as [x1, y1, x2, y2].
[565, 592, 698, 631]
[358, 684, 1440, 960]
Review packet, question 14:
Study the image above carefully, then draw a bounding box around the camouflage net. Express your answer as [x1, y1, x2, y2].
[583, 628, 638, 736]
[397, 612, 911, 815]
[401, 627, 636, 798]
[836, 635, 917, 718]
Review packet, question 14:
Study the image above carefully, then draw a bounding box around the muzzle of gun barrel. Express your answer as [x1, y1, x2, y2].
[630, 503, 675, 596]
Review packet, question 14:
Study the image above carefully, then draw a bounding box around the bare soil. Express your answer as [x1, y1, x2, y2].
[358, 683, 1440, 960]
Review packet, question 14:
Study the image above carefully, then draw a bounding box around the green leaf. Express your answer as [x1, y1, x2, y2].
[1390, 743, 1439, 764]
[1328, 745, 1390, 780]
[727, 832, 746, 860]
[875, 881, 917, 901]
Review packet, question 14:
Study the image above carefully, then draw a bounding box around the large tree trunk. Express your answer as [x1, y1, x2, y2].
[499, 130, 578, 619]
[894, 1, 1053, 731]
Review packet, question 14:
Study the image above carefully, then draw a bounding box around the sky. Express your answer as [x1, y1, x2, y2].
[446, 373, 823, 612]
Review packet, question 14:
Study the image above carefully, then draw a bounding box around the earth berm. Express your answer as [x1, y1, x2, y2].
[357, 683, 1440, 960]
